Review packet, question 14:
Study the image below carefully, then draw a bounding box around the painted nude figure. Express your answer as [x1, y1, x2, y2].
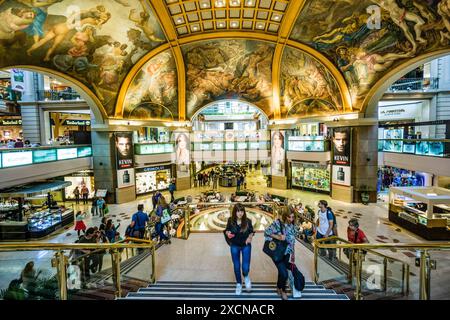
[371, 0, 426, 52]
[129, 0, 164, 43]
[26, 7, 111, 61]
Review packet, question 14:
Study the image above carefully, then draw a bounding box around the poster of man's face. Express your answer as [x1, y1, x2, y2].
[332, 127, 351, 166]
[115, 132, 134, 169]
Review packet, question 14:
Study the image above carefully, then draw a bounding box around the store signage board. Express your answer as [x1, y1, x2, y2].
[137, 165, 171, 173]
[64, 120, 91, 126]
[57, 148, 78, 160]
[2, 151, 33, 167]
[0, 119, 22, 126]
[379, 104, 419, 121]
[33, 149, 57, 163]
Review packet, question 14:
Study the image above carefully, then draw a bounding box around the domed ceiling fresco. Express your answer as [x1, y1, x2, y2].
[0, 0, 166, 115]
[183, 39, 275, 119]
[290, 0, 450, 107]
[1, 0, 449, 121]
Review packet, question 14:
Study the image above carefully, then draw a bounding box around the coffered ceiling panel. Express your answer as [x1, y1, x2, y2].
[164, 0, 290, 36]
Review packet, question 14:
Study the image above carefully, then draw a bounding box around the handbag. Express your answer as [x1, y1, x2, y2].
[263, 220, 288, 263]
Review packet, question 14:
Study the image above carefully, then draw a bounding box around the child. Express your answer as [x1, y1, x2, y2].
[74, 211, 87, 237]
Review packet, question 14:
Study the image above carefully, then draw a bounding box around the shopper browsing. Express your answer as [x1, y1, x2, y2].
[225, 204, 255, 295]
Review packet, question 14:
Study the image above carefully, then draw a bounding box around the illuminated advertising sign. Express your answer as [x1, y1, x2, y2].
[2, 151, 33, 167]
[33, 149, 57, 163]
[57, 148, 78, 160]
[77, 146, 92, 158]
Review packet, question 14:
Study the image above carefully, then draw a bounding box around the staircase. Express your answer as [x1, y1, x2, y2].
[121, 281, 349, 300]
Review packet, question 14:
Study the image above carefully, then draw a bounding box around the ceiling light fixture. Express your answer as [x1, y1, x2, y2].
[177, 17, 183, 23]
[215, 0, 225, 7]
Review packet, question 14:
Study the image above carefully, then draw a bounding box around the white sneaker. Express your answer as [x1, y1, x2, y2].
[244, 276, 252, 292]
[235, 283, 242, 295]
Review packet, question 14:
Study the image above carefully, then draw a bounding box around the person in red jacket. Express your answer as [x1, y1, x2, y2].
[345, 218, 369, 260]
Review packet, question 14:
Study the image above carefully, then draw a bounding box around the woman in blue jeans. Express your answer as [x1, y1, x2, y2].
[225, 204, 255, 295]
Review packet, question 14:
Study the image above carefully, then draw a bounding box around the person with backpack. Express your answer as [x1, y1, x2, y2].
[155, 196, 171, 244]
[169, 180, 176, 203]
[315, 200, 337, 260]
[130, 204, 149, 239]
[345, 218, 369, 260]
[224, 204, 255, 295]
[265, 210, 301, 300]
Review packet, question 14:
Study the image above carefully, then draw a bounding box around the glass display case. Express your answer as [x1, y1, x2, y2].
[291, 162, 330, 193]
[388, 187, 450, 240]
[288, 136, 326, 152]
[27, 208, 74, 238]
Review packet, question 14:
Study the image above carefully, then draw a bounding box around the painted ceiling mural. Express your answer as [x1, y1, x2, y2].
[0, 0, 166, 115]
[281, 46, 344, 118]
[122, 49, 177, 120]
[183, 39, 275, 119]
[290, 0, 450, 109]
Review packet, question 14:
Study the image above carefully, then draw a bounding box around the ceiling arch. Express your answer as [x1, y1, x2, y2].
[3, 64, 107, 122]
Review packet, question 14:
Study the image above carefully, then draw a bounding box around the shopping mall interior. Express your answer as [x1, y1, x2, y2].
[0, 0, 449, 302]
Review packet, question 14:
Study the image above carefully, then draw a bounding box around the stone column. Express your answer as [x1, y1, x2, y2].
[91, 131, 117, 204]
[351, 125, 379, 203]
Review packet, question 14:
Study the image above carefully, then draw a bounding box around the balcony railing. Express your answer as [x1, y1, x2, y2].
[378, 139, 450, 158]
[0, 145, 92, 169]
[387, 78, 439, 92]
[36, 90, 82, 101]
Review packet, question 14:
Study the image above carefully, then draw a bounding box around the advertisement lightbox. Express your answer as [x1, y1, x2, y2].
[2, 151, 33, 167]
[57, 148, 78, 160]
[33, 149, 57, 163]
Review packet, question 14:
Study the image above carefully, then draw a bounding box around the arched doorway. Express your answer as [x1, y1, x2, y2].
[1, 66, 106, 125]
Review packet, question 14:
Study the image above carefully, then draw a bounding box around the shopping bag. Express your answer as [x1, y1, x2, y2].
[288, 270, 302, 298]
[161, 208, 171, 224]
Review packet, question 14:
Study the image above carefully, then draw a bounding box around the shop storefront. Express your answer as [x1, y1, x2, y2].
[0, 118, 22, 141]
[291, 161, 331, 194]
[63, 170, 95, 200]
[135, 165, 172, 195]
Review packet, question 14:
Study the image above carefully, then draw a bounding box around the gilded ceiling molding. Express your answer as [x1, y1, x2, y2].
[5, 65, 107, 121]
[272, 0, 306, 119]
[149, 0, 186, 121]
[362, 48, 450, 115]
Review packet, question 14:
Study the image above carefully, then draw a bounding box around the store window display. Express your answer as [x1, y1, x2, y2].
[136, 166, 171, 195]
[292, 162, 330, 193]
[378, 166, 426, 192]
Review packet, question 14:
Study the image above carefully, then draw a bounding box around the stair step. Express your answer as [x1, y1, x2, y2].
[124, 292, 349, 300]
[155, 281, 316, 285]
[138, 288, 335, 294]
[150, 284, 324, 290]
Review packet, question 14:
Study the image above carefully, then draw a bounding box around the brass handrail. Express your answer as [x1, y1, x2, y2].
[314, 236, 409, 266]
[314, 238, 450, 250]
[0, 239, 156, 300]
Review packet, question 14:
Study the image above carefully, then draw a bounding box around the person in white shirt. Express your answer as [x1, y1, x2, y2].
[315, 200, 336, 260]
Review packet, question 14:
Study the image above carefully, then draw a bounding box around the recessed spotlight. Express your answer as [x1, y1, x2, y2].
[274, 15, 280, 20]
[257, 23, 264, 29]
[219, 22, 225, 27]
[215, 0, 225, 7]
[193, 26, 198, 31]
[246, 0, 253, 5]
[177, 17, 183, 23]
[202, 2, 208, 8]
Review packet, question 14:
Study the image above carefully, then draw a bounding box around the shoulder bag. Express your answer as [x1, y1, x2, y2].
[161, 207, 171, 224]
[263, 220, 288, 263]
